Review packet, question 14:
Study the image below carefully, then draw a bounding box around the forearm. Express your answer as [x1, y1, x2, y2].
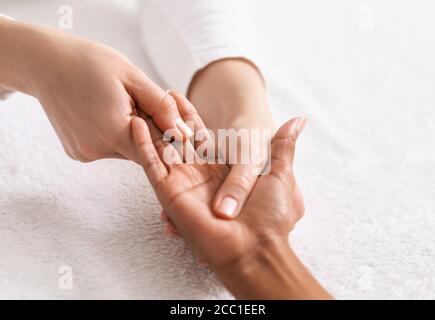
[0, 18, 82, 99]
[217, 240, 332, 300]
[0, 18, 43, 95]
[188, 59, 275, 133]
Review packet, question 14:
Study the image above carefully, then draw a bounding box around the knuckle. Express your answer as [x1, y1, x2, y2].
[228, 173, 253, 194]
[269, 164, 293, 181]
[154, 138, 168, 151]
[160, 94, 177, 113]
[272, 136, 296, 149]
[143, 156, 161, 173]
[270, 154, 293, 172]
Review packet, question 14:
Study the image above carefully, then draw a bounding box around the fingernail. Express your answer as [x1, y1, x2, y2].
[176, 117, 194, 138]
[291, 117, 307, 140]
[217, 197, 238, 218]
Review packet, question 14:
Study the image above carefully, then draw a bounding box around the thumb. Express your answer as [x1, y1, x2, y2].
[269, 117, 307, 177]
[213, 164, 258, 219]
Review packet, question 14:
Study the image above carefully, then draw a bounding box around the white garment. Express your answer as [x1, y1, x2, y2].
[1, 0, 258, 99]
[138, 0, 258, 95]
[0, 14, 14, 20]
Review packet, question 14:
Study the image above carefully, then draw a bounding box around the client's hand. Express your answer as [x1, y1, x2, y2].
[133, 96, 332, 299]
[132, 92, 306, 270]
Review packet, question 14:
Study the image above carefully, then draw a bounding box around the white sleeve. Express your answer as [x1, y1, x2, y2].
[138, 0, 261, 95]
[0, 14, 14, 20]
[0, 14, 15, 100]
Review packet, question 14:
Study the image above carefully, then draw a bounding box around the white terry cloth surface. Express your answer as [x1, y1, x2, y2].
[1, 0, 435, 299]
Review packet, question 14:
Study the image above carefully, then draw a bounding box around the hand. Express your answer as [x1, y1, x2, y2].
[1, 20, 192, 163]
[188, 59, 302, 219]
[132, 92, 306, 270]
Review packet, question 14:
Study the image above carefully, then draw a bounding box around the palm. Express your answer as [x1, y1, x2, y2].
[164, 164, 303, 268]
[153, 150, 253, 267]
[158, 163, 227, 209]
[132, 92, 304, 268]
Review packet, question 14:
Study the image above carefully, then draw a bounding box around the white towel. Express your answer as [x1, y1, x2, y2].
[1, 0, 435, 299]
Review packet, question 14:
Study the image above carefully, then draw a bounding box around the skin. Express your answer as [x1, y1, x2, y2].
[132, 92, 332, 299]
[161, 59, 304, 230]
[1, 18, 327, 298]
[0, 17, 190, 163]
[0, 18, 290, 220]
[188, 59, 277, 219]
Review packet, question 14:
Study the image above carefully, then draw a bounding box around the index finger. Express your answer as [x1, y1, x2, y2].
[125, 72, 193, 141]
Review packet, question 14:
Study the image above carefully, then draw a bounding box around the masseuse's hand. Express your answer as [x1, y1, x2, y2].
[132, 92, 306, 269]
[0, 19, 191, 162]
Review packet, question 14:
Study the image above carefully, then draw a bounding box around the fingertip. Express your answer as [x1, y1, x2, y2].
[168, 90, 186, 105]
[157, 90, 186, 141]
[294, 116, 307, 139]
[214, 196, 240, 220]
[175, 117, 194, 139]
[131, 115, 142, 128]
[168, 91, 195, 138]
[274, 117, 307, 142]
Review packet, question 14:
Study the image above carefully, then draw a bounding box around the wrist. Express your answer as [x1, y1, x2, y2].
[216, 236, 332, 300]
[0, 19, 68, 98]
[0, 19, 39, 95]
[215, 236, 290, 299]
[188, 58, 275, 132]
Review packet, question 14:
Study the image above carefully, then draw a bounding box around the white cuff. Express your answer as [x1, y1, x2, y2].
[0, 14, 15, 20]
[139, 0, 263, 95]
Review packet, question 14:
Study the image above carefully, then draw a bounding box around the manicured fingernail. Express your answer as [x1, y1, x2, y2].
[176, 117, 194, 138]
[291, 117, 307, 140]
[217, 197, 238, 218]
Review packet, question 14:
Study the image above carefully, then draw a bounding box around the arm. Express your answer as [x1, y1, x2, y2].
[218, 240, 332, 300]
[188, 58, 274, 135]
[139, 0, 276, 218]
[0, 16, 39, 96]
[0, 17, 190, 162]
[132, 94, 332, 300]
[0, 14, 17, 99]
[188, 59, 276, 218]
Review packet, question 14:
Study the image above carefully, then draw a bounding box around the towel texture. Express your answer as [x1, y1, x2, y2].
[1, 0, 435, 299]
